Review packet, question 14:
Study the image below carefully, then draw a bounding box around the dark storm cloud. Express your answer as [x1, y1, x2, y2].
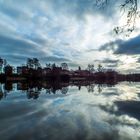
[100, 35, 140, 55]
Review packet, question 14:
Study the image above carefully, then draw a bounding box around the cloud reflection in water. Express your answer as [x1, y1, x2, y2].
[0, 83, 140, 140]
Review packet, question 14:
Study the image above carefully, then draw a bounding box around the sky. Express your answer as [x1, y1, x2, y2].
[0, 0, 140, 73]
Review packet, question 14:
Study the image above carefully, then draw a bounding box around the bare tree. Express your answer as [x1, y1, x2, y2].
[96, 0, 140, 36]
[61, 63, 68, 70]
[61, 87, 68, 94]
[0, 58, 7, 73]
[87, 64, 95, 73]
[3, 59, 7, 67]
[46, 63, 51, 69]
[27, 58, 33, 68]
[114, 0, 139, 36]
[97, 64, 103, 72]
[33, 58, 41, 69]
[0, 58, 3, 73]
[51, 63, 56, 69]
[78, 66, 81, 71]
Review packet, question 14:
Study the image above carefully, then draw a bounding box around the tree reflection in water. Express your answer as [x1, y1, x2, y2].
[0, 80, 117, 100]
[0, 81, 140, 140]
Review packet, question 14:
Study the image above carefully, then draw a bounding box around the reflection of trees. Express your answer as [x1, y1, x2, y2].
[78, 86, 81, 90]
[46, 89, 51, 94]
[87, 84, 103, 94]
[98, 84, 103, 94]
[0, 57, 7, 73]
[46, 87, 57, 94]
[87, 84, 95, 93]
[26, 88, 41, 99]
[0, 91, 8, 100]
[51, 87, 56, 94]
[0, 81, 116, 100]
[0, 84, 4, 100]
[0, 84, 7, 100]
[46, 87, 68, 94]
[4, 82, 13, 92]
[61, 87, 68, 94]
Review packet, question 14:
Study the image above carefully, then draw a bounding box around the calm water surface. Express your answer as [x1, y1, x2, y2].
[0, 82, 140, 140]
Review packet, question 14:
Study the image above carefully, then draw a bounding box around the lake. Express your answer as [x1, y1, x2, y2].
[0, 82, 140, 140]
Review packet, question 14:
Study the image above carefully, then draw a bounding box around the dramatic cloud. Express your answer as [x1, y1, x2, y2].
[0, 0, 140, 71]
[0, 34, 71, 65]
[115, 35, 140, 55]
[100, 35, 140, 55]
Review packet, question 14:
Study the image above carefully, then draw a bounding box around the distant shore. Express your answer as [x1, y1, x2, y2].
[0, 57, 140, 83]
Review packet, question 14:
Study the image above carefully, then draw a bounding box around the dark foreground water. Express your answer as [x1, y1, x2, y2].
[0, 82, 140, 140]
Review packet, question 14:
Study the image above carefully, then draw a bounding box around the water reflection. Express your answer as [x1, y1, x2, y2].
[0, 81, 140, 140]
[0, 81, 115, 100]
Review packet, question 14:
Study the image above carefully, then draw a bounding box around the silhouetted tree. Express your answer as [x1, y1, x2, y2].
[61, 63, 68, 70]
[87, 64, 94, 73]
[46, 63, 51, 69]
[97, 64, 103, 72]
[27, 58, 33, 68]
[33, 58, 41, 69]
[0, 57, 7, 73]
[27, 58, 40, 69]
[97, 0, 139, 35]
[3, 59, 7, 66]
[78, 66, 81, 71]
[13, 67, 16, 73]
[51, 63, 56, 69]
[0, 58, 3, 73]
